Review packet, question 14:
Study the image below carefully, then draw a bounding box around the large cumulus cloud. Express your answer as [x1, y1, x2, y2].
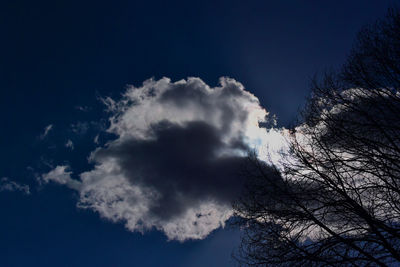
[42, 77, 286, 241]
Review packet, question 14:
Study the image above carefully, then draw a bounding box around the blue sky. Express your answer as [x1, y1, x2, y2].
[0, 1, 396, 266]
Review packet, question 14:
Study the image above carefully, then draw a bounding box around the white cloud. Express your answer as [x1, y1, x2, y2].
[76, 163, 234, 241]
[43, 77, 288, 241]
[0, 177, 30, 195]
[105, 77, 268, 144]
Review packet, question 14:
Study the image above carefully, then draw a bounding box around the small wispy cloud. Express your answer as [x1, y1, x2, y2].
[40, 124, 53, 140]
[41, 166, 81, 190]
[0, 177, 30, 195]
[93, 134, 99, 144]
[75, 106, 90, 112]
[65, 139, 74, 150]
[71, 122, 89, 135]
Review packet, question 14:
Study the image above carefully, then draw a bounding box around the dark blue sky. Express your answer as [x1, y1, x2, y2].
[0, 1, 396, 266]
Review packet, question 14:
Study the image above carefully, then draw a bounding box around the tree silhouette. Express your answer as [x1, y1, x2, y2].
[234, 7, 400, 266]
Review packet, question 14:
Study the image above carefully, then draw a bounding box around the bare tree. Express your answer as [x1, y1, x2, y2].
[234, 7, 400, 266]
